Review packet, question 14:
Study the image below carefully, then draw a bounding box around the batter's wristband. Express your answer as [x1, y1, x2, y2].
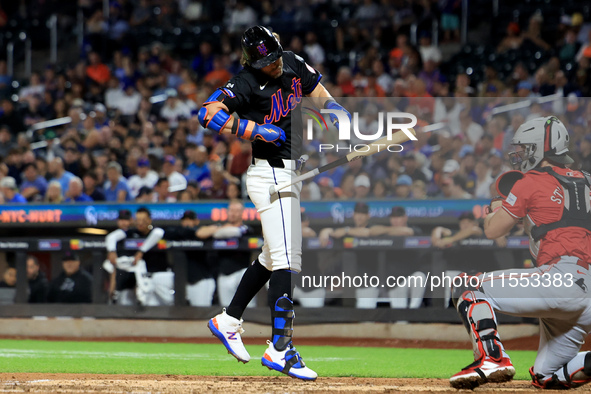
[236, 119, 256, 141]
[231, 119, 238, 135]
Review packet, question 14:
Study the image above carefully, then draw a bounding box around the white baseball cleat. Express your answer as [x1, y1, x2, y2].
[261, 340, 317, 381]
[207, 308, 250, 363]
[450, 355, 515, 389]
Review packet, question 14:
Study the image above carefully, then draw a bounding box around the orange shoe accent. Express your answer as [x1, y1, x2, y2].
[264, 353, 273, 362]
[212, 317, 219, 330]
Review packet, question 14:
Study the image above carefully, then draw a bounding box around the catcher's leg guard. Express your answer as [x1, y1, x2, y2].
[453, 289, 505, 361]
[272, 295, 294, 351]
[536, 351, 591, 389]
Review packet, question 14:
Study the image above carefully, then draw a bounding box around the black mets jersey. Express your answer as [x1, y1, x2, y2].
[221, 51, 322, 160]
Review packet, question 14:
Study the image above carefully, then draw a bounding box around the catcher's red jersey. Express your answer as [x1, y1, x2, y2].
[502, 166, 591, 265]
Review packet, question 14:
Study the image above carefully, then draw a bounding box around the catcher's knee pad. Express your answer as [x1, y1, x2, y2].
[450, 271, 482, 310]
[272, 295, 294, 351]
[456, 291, 502, 361]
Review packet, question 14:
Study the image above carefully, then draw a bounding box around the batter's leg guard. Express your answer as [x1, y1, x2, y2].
[262, 295, 317, 380]
[272, 295, 294, 351]
[534, 351, 591, 389]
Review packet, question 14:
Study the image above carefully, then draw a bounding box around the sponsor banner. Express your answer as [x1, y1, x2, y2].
[0, 200, 491, 227]
[212, 239, 239, 249]
[38, 239, 62, 251]
[404, 237, 432, 248]
[0, 241, 29, 250]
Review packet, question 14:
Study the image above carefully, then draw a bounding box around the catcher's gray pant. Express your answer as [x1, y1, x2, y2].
[472, 256, 591, 379]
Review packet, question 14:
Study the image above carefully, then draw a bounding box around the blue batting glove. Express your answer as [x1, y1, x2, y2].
[325, 100, 352, 128]
[253, 123, 286, 147]
[236, 120, 286, 147]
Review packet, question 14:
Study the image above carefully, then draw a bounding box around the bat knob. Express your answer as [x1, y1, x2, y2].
[269, 185, 277, 195]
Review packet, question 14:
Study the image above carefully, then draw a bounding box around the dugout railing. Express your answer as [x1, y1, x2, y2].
[0, 236, 533, 325]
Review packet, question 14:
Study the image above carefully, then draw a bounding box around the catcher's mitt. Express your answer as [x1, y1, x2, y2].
[485, 195, 504, 215]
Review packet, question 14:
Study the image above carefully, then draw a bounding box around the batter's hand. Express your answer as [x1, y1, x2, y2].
[485, 196, 504, 215]
[253, 123, 286, 146]
[325, 100, 352, 129]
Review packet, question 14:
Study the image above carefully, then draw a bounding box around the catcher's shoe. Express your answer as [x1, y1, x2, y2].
[262, 340, 317, 381]
[450, 356, 515, 389]
[207, 308, 250, 363]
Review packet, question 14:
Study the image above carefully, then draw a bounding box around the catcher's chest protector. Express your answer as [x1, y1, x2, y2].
[530, 168, 591, 242]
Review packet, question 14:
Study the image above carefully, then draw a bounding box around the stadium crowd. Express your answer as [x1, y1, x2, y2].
[0, 0, 591, 205]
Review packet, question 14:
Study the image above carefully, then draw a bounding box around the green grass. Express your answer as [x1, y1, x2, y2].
[0, 339, 536, 380]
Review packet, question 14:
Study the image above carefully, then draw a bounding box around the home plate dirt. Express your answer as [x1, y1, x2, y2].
[1, 374, 591, 393]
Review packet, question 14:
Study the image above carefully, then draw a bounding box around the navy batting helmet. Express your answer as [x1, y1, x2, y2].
[241, 26, 283, 69]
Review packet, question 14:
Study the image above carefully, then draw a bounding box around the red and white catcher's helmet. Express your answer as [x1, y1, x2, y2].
[510, 116, 573, 172]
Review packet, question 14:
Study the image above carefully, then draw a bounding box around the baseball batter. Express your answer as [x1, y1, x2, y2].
[450, 116, 591, 389]
[198, 26, 350, 380]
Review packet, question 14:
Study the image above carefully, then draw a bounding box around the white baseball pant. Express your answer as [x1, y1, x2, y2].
[246, 159, 302, 273]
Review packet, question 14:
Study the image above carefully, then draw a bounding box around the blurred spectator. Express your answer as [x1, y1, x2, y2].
[185, 145, 211, 183]
[191, 42, 214, 78]
[487, 149, 510, 180]
[204, 56, 233, 87]
[0, 176, 27, 203]
[27, 256, 48, 303]
[394, 174, 413, 198]
[162, 155, 187, 193]
[153, 176, 175, 202]
[473, 159, 494, 199]
[353, 174, 371, 199]
[497, 22, 523, 53]
[86, 52, 111, 86]
[160, 89, 192, 129]
[579, 134, 591, 173]
[0, 125, 14, 158]
[128, 157, 158, 199]
[20, 162, 48, 201]
[65, 176, 93, 202]
[401, 153, 427, 182]
[19, 73, 45, 102]
[104, 161, 130, 202]
[0, 267, 16, 288]
[418, 32, 442, 64]
[47, 251, 92, 303]
[440, 174, 471, 199]
[1, 99, 25, 133]
[411, 179, 428, 199]
[83, 171, 106, 201]
[44, 180, 64, 203]
[48, 157, 75, 195]
[227, 1, 257, 34]
[304, 32, 325, 67]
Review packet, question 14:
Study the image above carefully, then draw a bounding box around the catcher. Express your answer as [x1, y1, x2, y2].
[450, 116, 591, 390]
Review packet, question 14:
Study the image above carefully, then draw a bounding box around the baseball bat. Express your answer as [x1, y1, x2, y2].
[269, 128, 416, 195]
